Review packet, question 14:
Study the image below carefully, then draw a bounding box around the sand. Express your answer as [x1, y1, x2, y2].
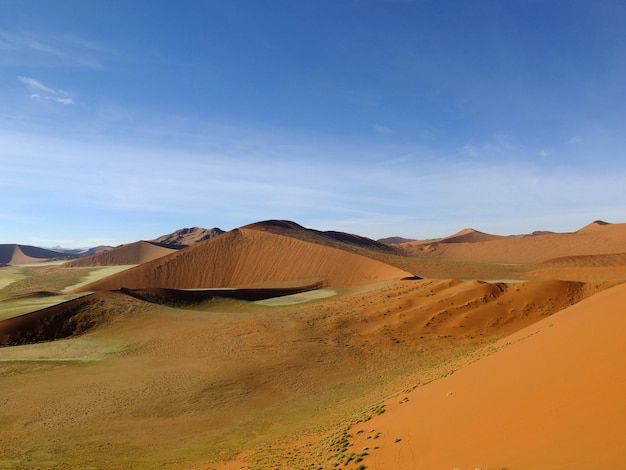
[348, 281, 626, 469]
[2, 218, 626, 469]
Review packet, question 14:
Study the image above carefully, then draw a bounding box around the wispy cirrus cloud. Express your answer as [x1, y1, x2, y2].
[0, 29, 108, 68]
[18, 75, 75, 105]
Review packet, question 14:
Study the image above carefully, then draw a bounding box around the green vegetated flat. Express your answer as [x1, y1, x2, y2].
[0, 266, 28, 290]
[0, 293, 89, 320]
[0, 265, 136, 319]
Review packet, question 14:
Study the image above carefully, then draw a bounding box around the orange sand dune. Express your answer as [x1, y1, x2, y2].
[64, 241, 177, 267]
[72, 228, 413, 292]
[349, 281, 626, 469]
[402, 221, 626, 264]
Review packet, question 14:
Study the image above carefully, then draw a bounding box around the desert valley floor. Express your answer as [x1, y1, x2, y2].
[1, 220, 626, 469]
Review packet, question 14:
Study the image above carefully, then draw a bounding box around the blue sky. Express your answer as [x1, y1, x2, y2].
[2, 0, 626, 247]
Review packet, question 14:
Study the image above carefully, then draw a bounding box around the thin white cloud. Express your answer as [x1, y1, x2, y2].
[18, 76, 56, 94]
[18, 75, 75, 105]
[570, 136, 583, 144]
[55, 97, 75, 105]
[538, 149, 549, 157]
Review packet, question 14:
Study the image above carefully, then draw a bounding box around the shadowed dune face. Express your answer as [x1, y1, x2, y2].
[0, 292, 142, 346]
[72, 228, 414, 292]
[347, 281, 626, 469]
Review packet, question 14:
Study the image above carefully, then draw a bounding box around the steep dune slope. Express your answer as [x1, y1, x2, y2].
[349, 281, 626, 469]
[73, 228, 413, 292]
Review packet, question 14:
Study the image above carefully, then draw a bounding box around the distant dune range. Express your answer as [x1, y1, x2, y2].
[399, 220, 626, 264]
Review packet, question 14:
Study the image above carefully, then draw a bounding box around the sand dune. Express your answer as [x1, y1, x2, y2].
[348, 281, 626, 469]
[437, 227, 504, 244]
[72, 228, 413, 292]
[0, 244, 66, 265]
[64, 240, 177, 267]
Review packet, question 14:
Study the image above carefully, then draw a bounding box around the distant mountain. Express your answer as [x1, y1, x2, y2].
[50, 245, 113, 256]
[150, 227, 225, 248]
[528, 231, 555, 237]
[64, 241, 177, 267]
[378, 236, 417, 245]
[242, 220, 397, 253]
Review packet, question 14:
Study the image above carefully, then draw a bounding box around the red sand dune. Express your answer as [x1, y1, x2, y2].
[349, 281, 626, 469]
[64, 241, 177, 267]
[72, 228, 413, 292]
